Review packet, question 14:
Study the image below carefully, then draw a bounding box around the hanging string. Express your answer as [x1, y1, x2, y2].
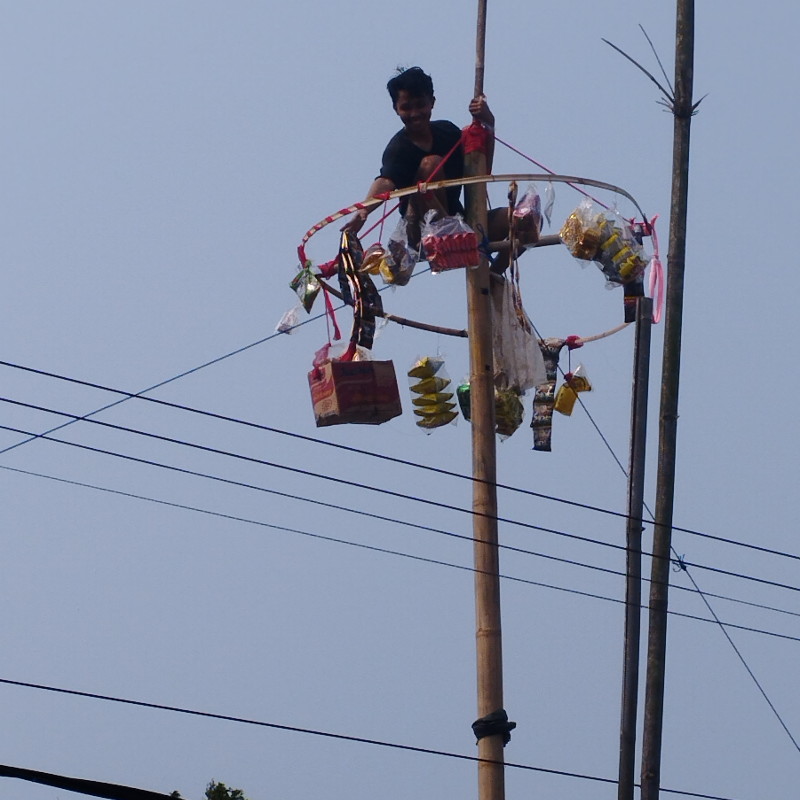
[361, 200, 399, 242]
[494, 134, 612, 211]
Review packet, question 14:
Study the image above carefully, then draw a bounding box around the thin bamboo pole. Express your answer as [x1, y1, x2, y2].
[618, 297, 653, 800]
[466, 4, 506, 800]
[641, 3, 695, 798]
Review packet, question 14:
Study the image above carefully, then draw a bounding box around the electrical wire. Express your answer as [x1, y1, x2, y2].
[1, 397, 797, 598]
[677, 567, 800, 754]
[0, 676, 749, 800]
[3, 462, 797, 644]
[2, 325, 797, 761]
[0, 307, 329, 460]
[1, 358, 797, 565]
[567, 369, 800, 755]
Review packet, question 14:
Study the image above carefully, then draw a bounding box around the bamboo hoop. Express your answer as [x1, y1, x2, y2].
[298, 173, 649, 257]
[302, 172, 646, 346]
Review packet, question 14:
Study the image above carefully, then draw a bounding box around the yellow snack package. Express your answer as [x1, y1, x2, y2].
[416, 410, 459, 429]
[408, 356, 445, 379]
[414, 402, 456, 417]
[554, 364, 592, 417]
[409, 376, 450, 395]
[412, 392, 454, 407]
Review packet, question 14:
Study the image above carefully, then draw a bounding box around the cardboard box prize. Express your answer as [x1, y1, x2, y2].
[308, 359, 402, 427]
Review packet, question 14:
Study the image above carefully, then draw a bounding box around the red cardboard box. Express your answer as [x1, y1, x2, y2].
[308, 359, 402, 427]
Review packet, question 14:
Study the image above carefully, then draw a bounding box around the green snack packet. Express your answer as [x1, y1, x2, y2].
[290, 262, 321, 313]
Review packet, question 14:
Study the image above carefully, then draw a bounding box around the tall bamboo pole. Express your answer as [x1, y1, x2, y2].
[465, 3, 506, 800]
[618, 297, 653, 800]
[641, 3, 695, 798]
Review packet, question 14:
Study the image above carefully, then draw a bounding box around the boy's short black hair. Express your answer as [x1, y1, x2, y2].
[387, 67, 434, 106]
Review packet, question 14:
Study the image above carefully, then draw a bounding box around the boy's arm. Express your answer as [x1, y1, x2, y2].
[468, 95, 496, 173]
[342, 176, 396, 233]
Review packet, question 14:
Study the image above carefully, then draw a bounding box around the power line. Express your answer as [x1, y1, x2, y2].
[0, 358, 796, 565]
[4, 362, 798, 757]
[1, 401, 797, 597]
[678, 565, 800, 754]
[567, 373, 800, 757]
[0, 764, 175, 800]
[0, 677, 748, 800]
[4, 463, 797, 643]
[0, 311, 326, 460]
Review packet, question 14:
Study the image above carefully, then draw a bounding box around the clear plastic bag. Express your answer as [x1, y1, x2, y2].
[275, 304, 300, 333]
[512, 184, 543, 242]
[420, 211, 480, 272]
[384, 218, 419, 286]
[560, 200, 649, 285]
[491, 278, 546, 394]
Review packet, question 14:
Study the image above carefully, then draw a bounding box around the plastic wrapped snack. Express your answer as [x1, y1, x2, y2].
[560, 201, 606, 261]
[512, 184, 543, 242]
[415, 410, 459, 429]
[532, 338, 566, 451]
[421, 211, 480, 272]
[409, 375, 450, 394]
[290, 262, 321, 313]
[414, 401, 457, 417]
[554, 364, 592, 416]
[595, 213, 649, 284]
[384, 217, 418, 286]
[456, 382, 471, 420]
[456, 383, 525, 440]
[494, 387, 525, 439]
[408, 356, 457, 430]
[412, 391, 454, 407]
[560, 200, 649, 285]
[407, 355, 445, 379]
[360, 243, 388, 275]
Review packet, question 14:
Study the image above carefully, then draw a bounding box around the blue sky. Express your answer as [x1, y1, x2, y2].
[1, 2, 798, 799]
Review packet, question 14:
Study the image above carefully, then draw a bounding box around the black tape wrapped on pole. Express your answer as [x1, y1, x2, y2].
[472, 709, 517, 747]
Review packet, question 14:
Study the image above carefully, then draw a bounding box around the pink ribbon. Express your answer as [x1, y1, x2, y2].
[647, 215, 664, 324]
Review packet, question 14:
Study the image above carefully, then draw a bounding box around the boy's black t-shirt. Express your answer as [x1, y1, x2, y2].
[379, 120, 465, 217]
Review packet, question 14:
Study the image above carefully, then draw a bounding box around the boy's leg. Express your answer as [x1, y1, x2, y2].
[487, 206, 539, 274]
[406, 155, 450, 247]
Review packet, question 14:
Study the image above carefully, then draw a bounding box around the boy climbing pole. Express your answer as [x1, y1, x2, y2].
[343, 66, 537, 273]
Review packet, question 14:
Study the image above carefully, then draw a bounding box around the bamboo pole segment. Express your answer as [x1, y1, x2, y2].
[641, 3, 695, 798]
[466, 4, 507, 800]
[618, 297, 653, 800]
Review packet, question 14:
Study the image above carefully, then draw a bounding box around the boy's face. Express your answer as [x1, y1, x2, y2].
[394, 89, 435, 135]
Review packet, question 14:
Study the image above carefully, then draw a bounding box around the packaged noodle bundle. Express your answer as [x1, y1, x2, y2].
[560, 200, 648, 285]
[421, 212, 480, 273]
[408, 356, 458, 429]
[560, 202, 607, 261]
